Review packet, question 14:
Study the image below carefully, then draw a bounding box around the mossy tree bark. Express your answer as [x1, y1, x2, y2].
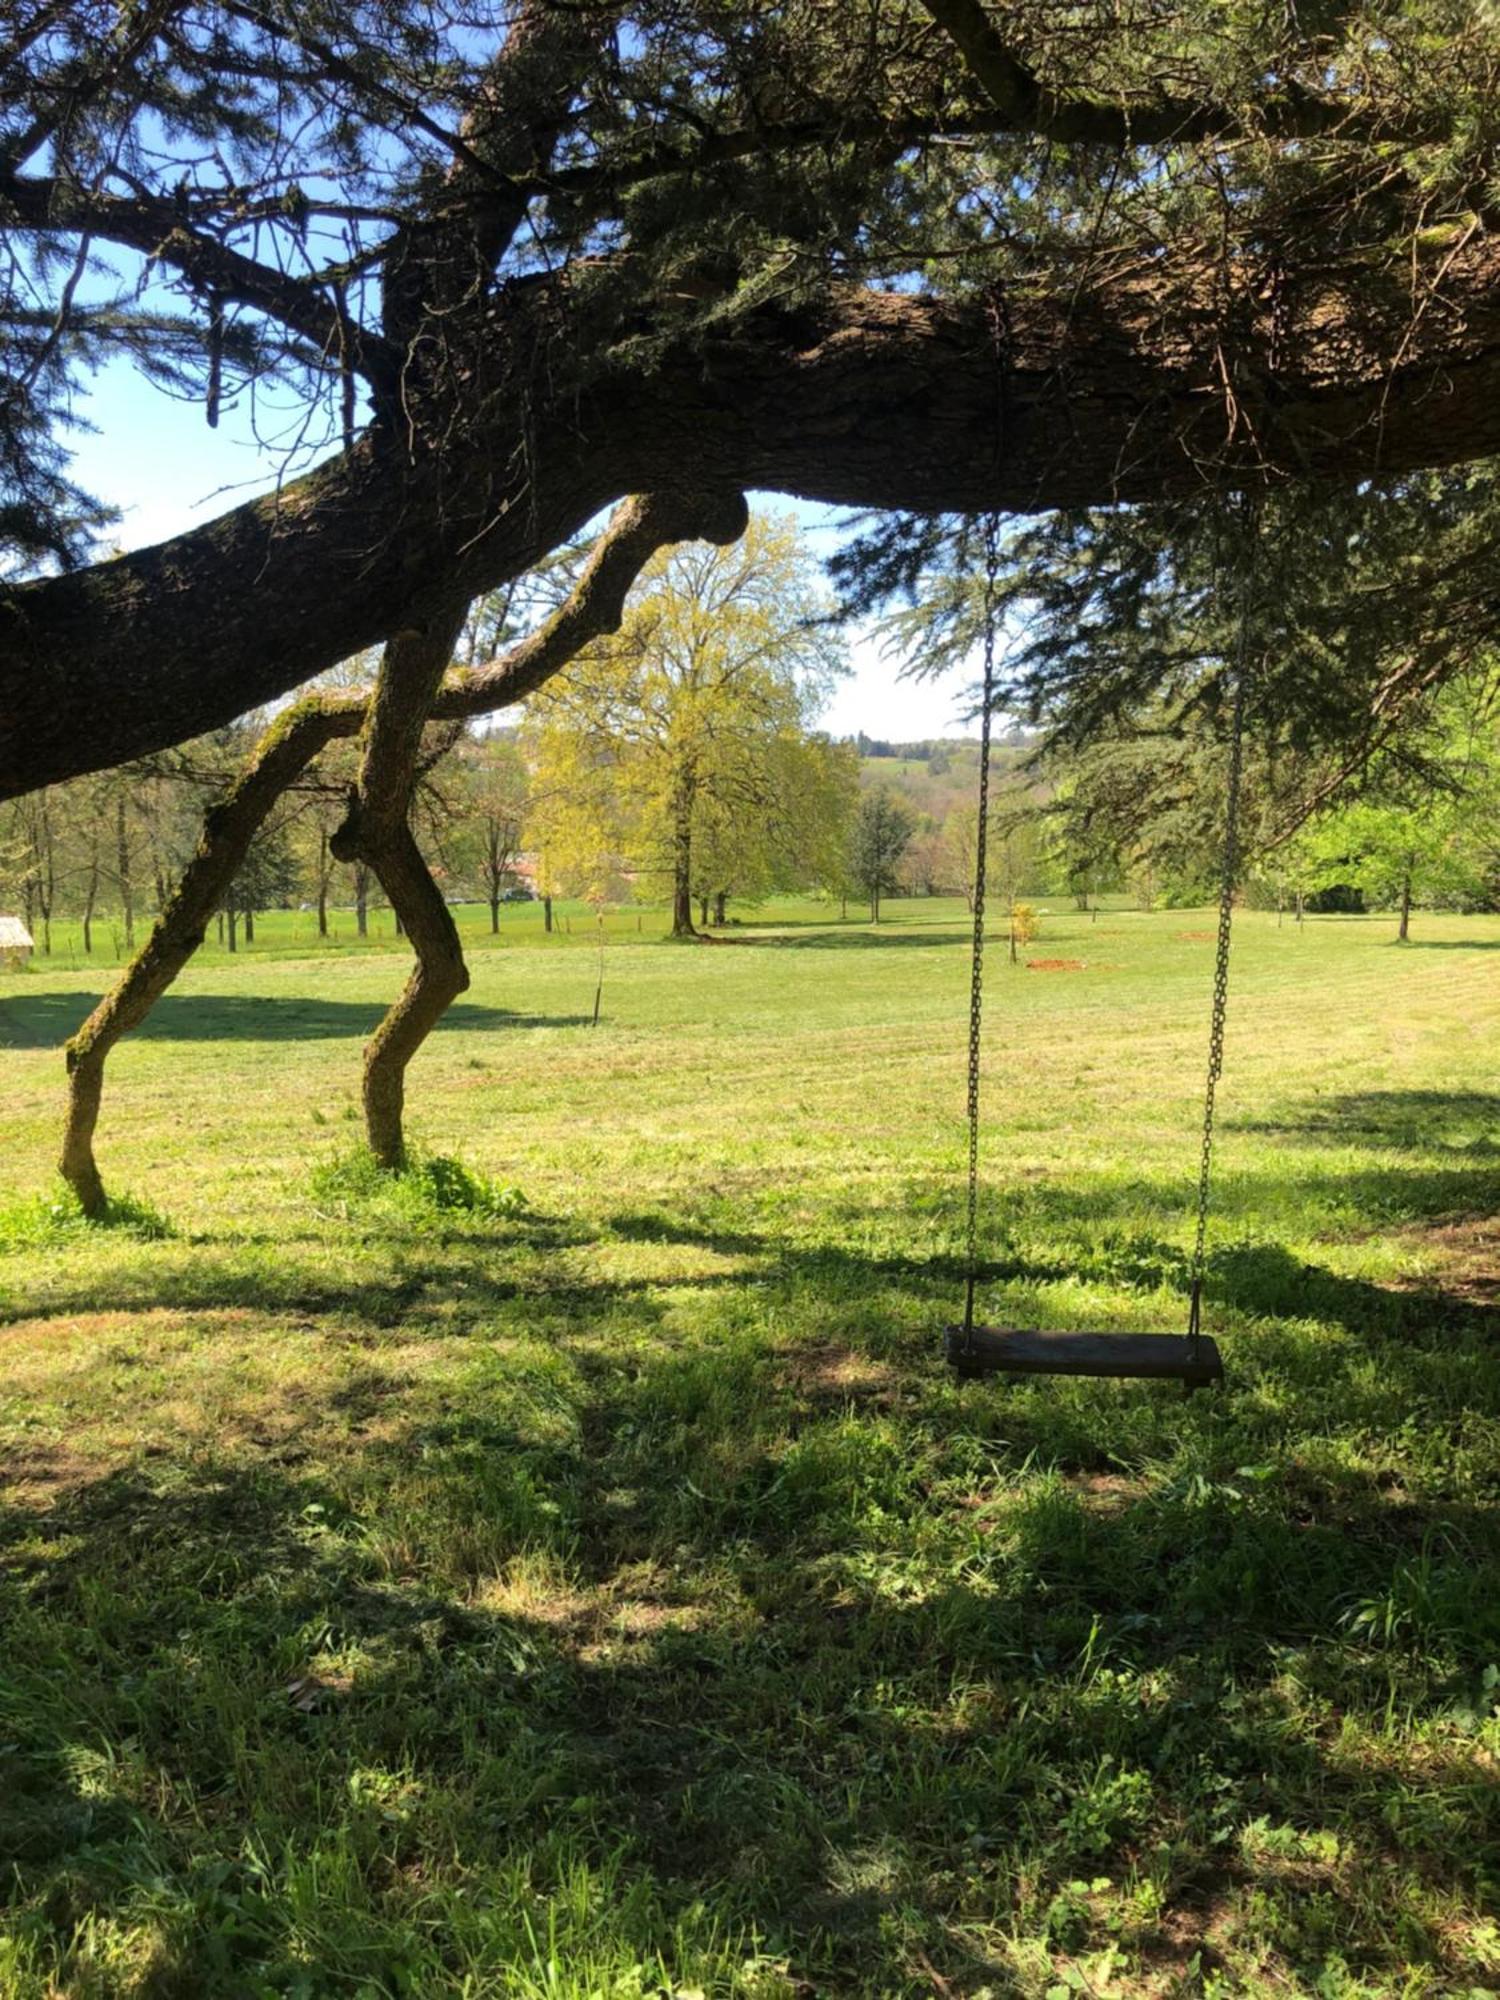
[330, 605, 473, 1169]
[60, 696, 354, 1212]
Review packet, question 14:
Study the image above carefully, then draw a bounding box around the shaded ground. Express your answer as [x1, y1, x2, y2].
[0, 991, 586, 1048]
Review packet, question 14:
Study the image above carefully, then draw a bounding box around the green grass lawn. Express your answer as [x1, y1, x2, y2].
[1, 901, 1498, 1998]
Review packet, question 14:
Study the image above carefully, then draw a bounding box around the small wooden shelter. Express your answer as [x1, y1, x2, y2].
[0, 915, 35, 969]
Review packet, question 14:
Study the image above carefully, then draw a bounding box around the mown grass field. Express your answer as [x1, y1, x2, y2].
[1, 899, 1498, 1998]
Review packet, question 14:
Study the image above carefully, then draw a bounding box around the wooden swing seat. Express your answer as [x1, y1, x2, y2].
[946, 1324, 1224, 1390]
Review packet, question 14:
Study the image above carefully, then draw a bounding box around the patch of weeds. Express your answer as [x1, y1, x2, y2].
[1059, 1759, 1154, 1858]
[308, 1144, 528, 1224]
[0, 1183, 174, 1250]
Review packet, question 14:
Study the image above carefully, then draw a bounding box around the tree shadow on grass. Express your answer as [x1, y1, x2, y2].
[1233, 1089, 1500, 1155]
[9, 1060, 1500, 1982]
[605, 1203, 1500, 1370]
[11, 1158, 1496, 1437]
[0, 991, 591, 1049]
[4, 1311, 1499, 1996]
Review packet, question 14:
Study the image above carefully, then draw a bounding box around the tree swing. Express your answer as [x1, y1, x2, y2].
[946, 513, 1251, 1391]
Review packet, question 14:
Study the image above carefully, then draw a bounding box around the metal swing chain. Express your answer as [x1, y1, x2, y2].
[962, 514, 1003, 1344]
[1186, 522, 1254, 1356]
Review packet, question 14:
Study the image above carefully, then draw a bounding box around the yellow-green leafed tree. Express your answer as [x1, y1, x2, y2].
[522, 722, 635, 916]
[524, 513, 847, 936]
[690, 730, 860, 926]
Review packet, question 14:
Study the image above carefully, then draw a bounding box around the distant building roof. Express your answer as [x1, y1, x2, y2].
[0, 915, 35, 951]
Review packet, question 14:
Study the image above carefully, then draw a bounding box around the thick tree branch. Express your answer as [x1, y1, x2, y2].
[8, 237, 1500, 801]
[440, 489, 751, 715]
[56, 487, 743, 1202]
[59, 692, 349, 1211]
[381, 0, 618, 342]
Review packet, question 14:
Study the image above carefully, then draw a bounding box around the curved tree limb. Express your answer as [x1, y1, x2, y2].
[58, 488, 746, 1206]
[329, 601, 473, 1166]
[0, 166, 401, 388]
[60, 694, 351, 1211]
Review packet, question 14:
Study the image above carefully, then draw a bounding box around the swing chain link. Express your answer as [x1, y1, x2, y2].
[962, 513, 1003, 1344]
[1186, 523, 1254, 1354]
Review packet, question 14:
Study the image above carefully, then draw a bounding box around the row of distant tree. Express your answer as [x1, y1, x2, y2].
[851, 722, 1500, 934]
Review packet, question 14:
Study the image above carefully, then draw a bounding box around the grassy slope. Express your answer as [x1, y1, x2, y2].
[0, 901, 1498, 1998]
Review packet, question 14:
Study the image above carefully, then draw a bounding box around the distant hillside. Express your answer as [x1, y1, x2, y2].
[846, 730, 1032, 766]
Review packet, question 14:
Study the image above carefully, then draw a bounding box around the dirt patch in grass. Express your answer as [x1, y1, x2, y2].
[1176, 929, 1218, 942]
[1066, 1469, 1148, 1513]
[0, 1440, 108, 1504]
[784, 1343, 898, 1403]
[1397, 1215, 1499, 1303]
[608, 1597, 709, 1639]
[1027, 957, 1087, 972]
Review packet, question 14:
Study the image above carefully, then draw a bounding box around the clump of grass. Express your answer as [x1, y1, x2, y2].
[0, 1182, 174, 1250]
[308, 1144, 527, 1223]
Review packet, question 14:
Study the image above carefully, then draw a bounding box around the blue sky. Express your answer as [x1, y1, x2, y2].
[66, 361, 974, 742]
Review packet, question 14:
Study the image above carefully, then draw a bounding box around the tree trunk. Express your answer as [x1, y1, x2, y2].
[490, 894, 500, 933]
[698, 894, 709, 929]
[870, 887, 880, 922]
[330, 602, 471, 1167]
[226, 905, 238, 952]
[356, 823, 470, 1167]
[318, 832, 330, 935]
[1398, 862, 1413, 941]
[543, 894, 553, 933]
[244, 907, 255, 943]
[115, 793, 135, 950]
[355, 865, 369, 937]
[714, 890, 726, 925]
[670, 760, 697, 937]
[60, 701, 335, 1213]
